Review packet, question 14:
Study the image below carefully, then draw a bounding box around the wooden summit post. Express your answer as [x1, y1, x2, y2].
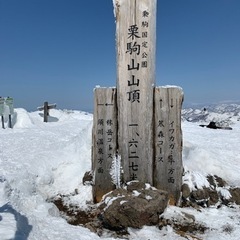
[92, 0, 184, 204]
[115, 0, 156, 184]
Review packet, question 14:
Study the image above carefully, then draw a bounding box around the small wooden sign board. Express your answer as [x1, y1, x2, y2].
[92, 88, 117, 203]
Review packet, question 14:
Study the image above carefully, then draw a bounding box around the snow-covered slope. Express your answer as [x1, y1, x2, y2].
[0, 107, 240, 239]
[182, 103, 240, 126]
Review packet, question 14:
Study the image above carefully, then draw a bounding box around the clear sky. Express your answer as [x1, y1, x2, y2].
[0, 0, 240, 112]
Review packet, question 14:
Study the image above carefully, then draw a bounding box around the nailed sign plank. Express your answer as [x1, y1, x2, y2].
[114, 0, 157, 184]
[92, 88, 117, 203]
[154, 87, 184, 204]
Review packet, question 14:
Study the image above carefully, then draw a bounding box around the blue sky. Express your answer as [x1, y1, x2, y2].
[0, 0, 240, 112]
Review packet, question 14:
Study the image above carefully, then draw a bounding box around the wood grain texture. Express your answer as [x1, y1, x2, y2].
[115, 0, 157, 184]
[92, 88, 117, 203]
[154, 87, 184, 205]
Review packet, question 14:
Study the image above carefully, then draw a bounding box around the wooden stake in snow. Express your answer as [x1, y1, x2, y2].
[115, 0, 156, 184]
[92, 88, 118, 203]
[37, 102, 57, 122]
[0, 97, 14, 129]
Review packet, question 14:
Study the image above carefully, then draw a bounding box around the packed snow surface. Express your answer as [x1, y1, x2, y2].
[0, 107, 240, 239]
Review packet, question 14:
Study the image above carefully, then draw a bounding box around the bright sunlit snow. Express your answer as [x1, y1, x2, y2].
[0, 107, 240, 239]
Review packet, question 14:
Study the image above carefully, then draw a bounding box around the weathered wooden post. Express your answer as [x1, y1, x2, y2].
[37, 102, 57, 122]
[154, 87, 183, 204]
[92, 88, 118, 202]
[43, 101, 49, 122]
[114, 0, 156, 184]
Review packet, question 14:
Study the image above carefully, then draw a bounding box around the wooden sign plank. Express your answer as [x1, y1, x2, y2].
[92, 88, 117, 203]
[154, 87, 184, 205]
[114, 0, 157, 184]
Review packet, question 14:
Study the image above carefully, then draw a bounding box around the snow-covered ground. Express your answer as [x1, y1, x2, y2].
[0, 107, 240, 239]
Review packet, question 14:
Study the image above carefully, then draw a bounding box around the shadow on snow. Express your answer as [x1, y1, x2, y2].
[0, 203, 33, 240]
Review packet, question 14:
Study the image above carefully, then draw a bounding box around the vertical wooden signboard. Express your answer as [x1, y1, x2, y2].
[154, 87, 184, 204]
[92, 88, 117, 203]
[92, 1, 184, 204]
[114, 0, 157, 184]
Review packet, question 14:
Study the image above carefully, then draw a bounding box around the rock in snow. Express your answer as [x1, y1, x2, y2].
[99, 181, 169, 230]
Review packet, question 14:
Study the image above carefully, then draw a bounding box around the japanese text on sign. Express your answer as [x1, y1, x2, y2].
[125, 9, 151, 180]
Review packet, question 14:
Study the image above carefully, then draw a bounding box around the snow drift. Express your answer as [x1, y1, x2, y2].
[0, 106, 240, 239]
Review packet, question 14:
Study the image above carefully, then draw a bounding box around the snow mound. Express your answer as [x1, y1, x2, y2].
[1, 107, 240, 239]
[4, 108, 34, 129]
